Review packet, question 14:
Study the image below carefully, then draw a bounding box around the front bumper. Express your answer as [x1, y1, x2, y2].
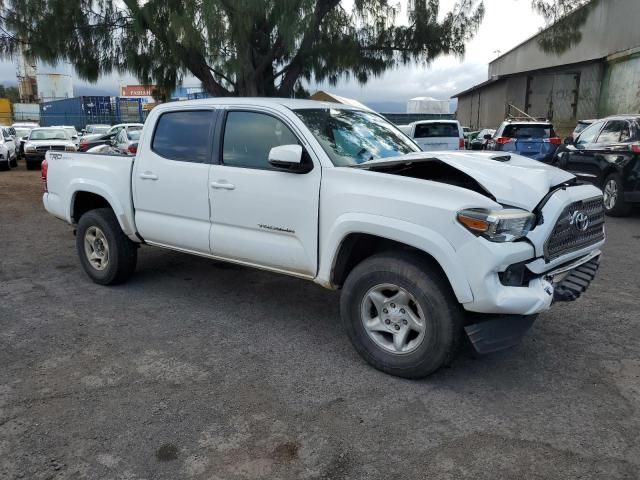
[458, 240, 602, 316]
[462, 253, 600, 354]
[457, 238, 556, 316]
[549, 253, 600, 301]
[457, 184, 604, 316]
[25, 153, 46, 163]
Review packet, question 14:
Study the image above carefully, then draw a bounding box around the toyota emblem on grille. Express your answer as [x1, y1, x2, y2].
[570, 210, 590, 232]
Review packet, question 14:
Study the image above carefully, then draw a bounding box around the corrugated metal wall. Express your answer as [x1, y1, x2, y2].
[456, 62, 604, 135]
[488, 0, 640, 78]
[599, 53, 640, 116]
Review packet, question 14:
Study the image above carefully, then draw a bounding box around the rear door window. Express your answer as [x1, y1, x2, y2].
[596, 120, 629, 144]
[502, 124, 554, 139]
[576, 121, 605, 145]
[413, 123, 459, 138]
[152, 110, 215, 163]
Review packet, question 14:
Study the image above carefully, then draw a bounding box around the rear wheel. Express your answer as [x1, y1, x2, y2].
[0, 160, 8, 171]
[76, 208, 138, 285]
[603, 173, 631, 217]
[340, 251, 463, 378]
[9, 155, 17, 168]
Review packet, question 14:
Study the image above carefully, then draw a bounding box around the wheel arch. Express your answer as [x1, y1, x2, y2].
[320, 216, 473, 304]
[600, 164, 621, 188]
[68, 182, 137, 239]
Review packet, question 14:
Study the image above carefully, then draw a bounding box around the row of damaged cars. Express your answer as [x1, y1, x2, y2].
[469, 115, 640, 217]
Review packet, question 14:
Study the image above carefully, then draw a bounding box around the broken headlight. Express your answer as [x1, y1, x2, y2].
[457, 208, 535, 242]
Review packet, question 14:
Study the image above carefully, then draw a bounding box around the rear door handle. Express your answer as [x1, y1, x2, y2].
[210, 181, 235, 190]
[139, 172, 158, 180]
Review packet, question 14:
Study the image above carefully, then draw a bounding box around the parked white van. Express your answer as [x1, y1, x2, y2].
[399, 120, 465, 151]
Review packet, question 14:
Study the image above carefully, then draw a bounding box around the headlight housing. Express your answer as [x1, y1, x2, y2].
[457, 208, 536, 242]
[65, 145, 77, 151]
[25, 143, 36, 152]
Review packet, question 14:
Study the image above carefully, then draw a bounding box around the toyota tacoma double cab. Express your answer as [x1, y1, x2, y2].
[42, 99, 605, 378]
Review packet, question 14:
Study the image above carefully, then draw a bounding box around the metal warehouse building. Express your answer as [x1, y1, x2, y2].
[453, 0, 640, 135]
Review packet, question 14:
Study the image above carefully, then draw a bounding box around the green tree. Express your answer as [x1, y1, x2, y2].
[0, 84, 20, 102]
[531, 0, 598, 54]
[0, 0, 484, 97]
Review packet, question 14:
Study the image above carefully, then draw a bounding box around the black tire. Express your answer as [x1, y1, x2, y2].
[340, 251, 463, 378]
[10, 156, 17, 168]
[602, 173, 631, 217]
[0, 161, 8, 171]
[76, 208, 138, 285]
[26, 160, 38, 171]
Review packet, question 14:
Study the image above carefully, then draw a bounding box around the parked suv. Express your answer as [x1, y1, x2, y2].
[571, 119, 596, 140]
[553, 115, 640, 216]
[486, 120, 561, 163]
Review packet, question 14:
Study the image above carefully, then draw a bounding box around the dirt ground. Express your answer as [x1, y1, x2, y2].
[1, 163, 640, 479]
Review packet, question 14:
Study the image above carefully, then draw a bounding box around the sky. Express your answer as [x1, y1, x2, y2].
[0, 0, 546, 112]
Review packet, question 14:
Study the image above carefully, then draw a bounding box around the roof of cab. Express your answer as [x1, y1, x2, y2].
[153, 97, 364, 112]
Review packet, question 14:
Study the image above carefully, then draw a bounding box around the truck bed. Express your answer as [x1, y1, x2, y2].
[43, 151, 138, 238]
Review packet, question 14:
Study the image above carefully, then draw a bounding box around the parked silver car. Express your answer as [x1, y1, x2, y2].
[113, 128, 140, 155]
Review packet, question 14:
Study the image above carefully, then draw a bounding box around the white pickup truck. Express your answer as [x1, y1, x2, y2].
[42, 98, 605, 378]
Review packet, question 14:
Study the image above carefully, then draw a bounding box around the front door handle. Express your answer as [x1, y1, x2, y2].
[139, 171, 158, 180]
[210, 181, 235, 190]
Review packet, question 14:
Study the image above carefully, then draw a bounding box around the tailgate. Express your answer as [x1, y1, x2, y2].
[515, 138, 544, 154]
[416, 136, 459, 151]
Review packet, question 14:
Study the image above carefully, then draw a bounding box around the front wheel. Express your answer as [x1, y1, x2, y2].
[603, 173, 631, 217]
[340, 251, 463, 378]
[76, 208, 138, 285]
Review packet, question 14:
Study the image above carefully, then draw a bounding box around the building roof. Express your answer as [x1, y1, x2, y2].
[454, 0, 640, 98]
[309, 91, 373, 111]
[489, 0, 640, 78]
[450, 76, 503, 99]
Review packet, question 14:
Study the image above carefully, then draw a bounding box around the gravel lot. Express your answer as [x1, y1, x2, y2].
[1, 163, 639, 479]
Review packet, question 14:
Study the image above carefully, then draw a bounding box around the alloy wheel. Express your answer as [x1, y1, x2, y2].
[603, 179, 618, 210]
[360, 283, 427, 355]
[84, 226, 110, 271]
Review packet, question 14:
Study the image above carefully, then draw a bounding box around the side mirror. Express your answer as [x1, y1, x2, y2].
[563, 136, 574, 145]
[483, 134, 492, 140]
[22, 136, 28, 141]
[268, 144, 312, 173]
[72, 135, 78, 140]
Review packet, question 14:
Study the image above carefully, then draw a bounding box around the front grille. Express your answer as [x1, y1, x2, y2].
[35, 145, 66, 152]
[544, 196, 605, 261]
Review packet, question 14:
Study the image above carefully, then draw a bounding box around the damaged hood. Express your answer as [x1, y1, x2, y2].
[357, 151, 575, 210]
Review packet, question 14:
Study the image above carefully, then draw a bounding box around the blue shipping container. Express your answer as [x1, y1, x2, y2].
[186, 91, 211, 100]
[39, 96, 114, 130]
[113, 97, 143, 124]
